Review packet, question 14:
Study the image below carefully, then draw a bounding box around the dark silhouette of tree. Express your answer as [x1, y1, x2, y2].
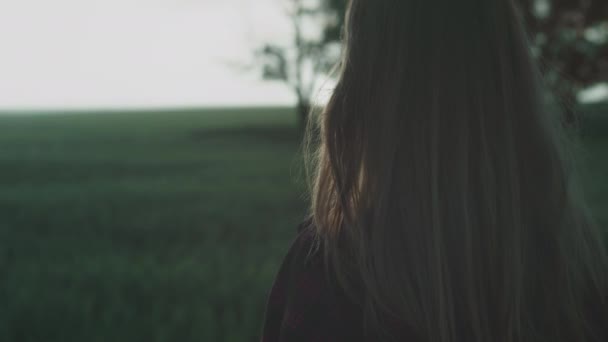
[257, 0, 606, 127]
[255, 0, 346, 128]
[516, 0, 608, 125]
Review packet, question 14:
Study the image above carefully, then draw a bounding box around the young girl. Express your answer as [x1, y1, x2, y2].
[260, 0, 608, 341]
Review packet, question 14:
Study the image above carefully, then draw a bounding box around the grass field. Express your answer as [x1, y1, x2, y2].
[0, 106, 606, 342]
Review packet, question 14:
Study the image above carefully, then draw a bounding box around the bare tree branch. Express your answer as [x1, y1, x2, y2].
[252, 0, 346, 127]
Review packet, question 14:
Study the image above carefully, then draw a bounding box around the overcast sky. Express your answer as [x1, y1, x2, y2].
[0, 0, 319, 110]
[0, 0, 605, 110]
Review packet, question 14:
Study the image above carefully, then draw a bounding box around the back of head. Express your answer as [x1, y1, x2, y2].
[306, 0, 608, 341]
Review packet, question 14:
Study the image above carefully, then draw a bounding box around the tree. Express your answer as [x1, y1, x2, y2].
[516, 0, 608, 124]
[257, 0, 607, 127]
[255, 0, 347, 128]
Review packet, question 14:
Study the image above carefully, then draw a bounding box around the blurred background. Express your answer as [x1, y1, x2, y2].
[0, 0, 606, 341]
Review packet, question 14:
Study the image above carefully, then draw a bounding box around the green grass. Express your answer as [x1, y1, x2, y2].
[0, 108, 308, 342]
[0, 105, 606, 342]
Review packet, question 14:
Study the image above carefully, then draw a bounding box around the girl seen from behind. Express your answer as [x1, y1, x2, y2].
[260, 0, 608, 341]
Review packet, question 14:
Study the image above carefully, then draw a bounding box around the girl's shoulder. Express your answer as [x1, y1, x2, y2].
[260, 217, 364, 341]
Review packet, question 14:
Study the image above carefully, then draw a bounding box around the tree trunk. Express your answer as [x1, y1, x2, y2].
[296, 101, 311, 133]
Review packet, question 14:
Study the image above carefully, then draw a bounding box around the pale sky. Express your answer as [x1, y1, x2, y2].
[0, 0, 605, 110]
[0, 0, 328, 110]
